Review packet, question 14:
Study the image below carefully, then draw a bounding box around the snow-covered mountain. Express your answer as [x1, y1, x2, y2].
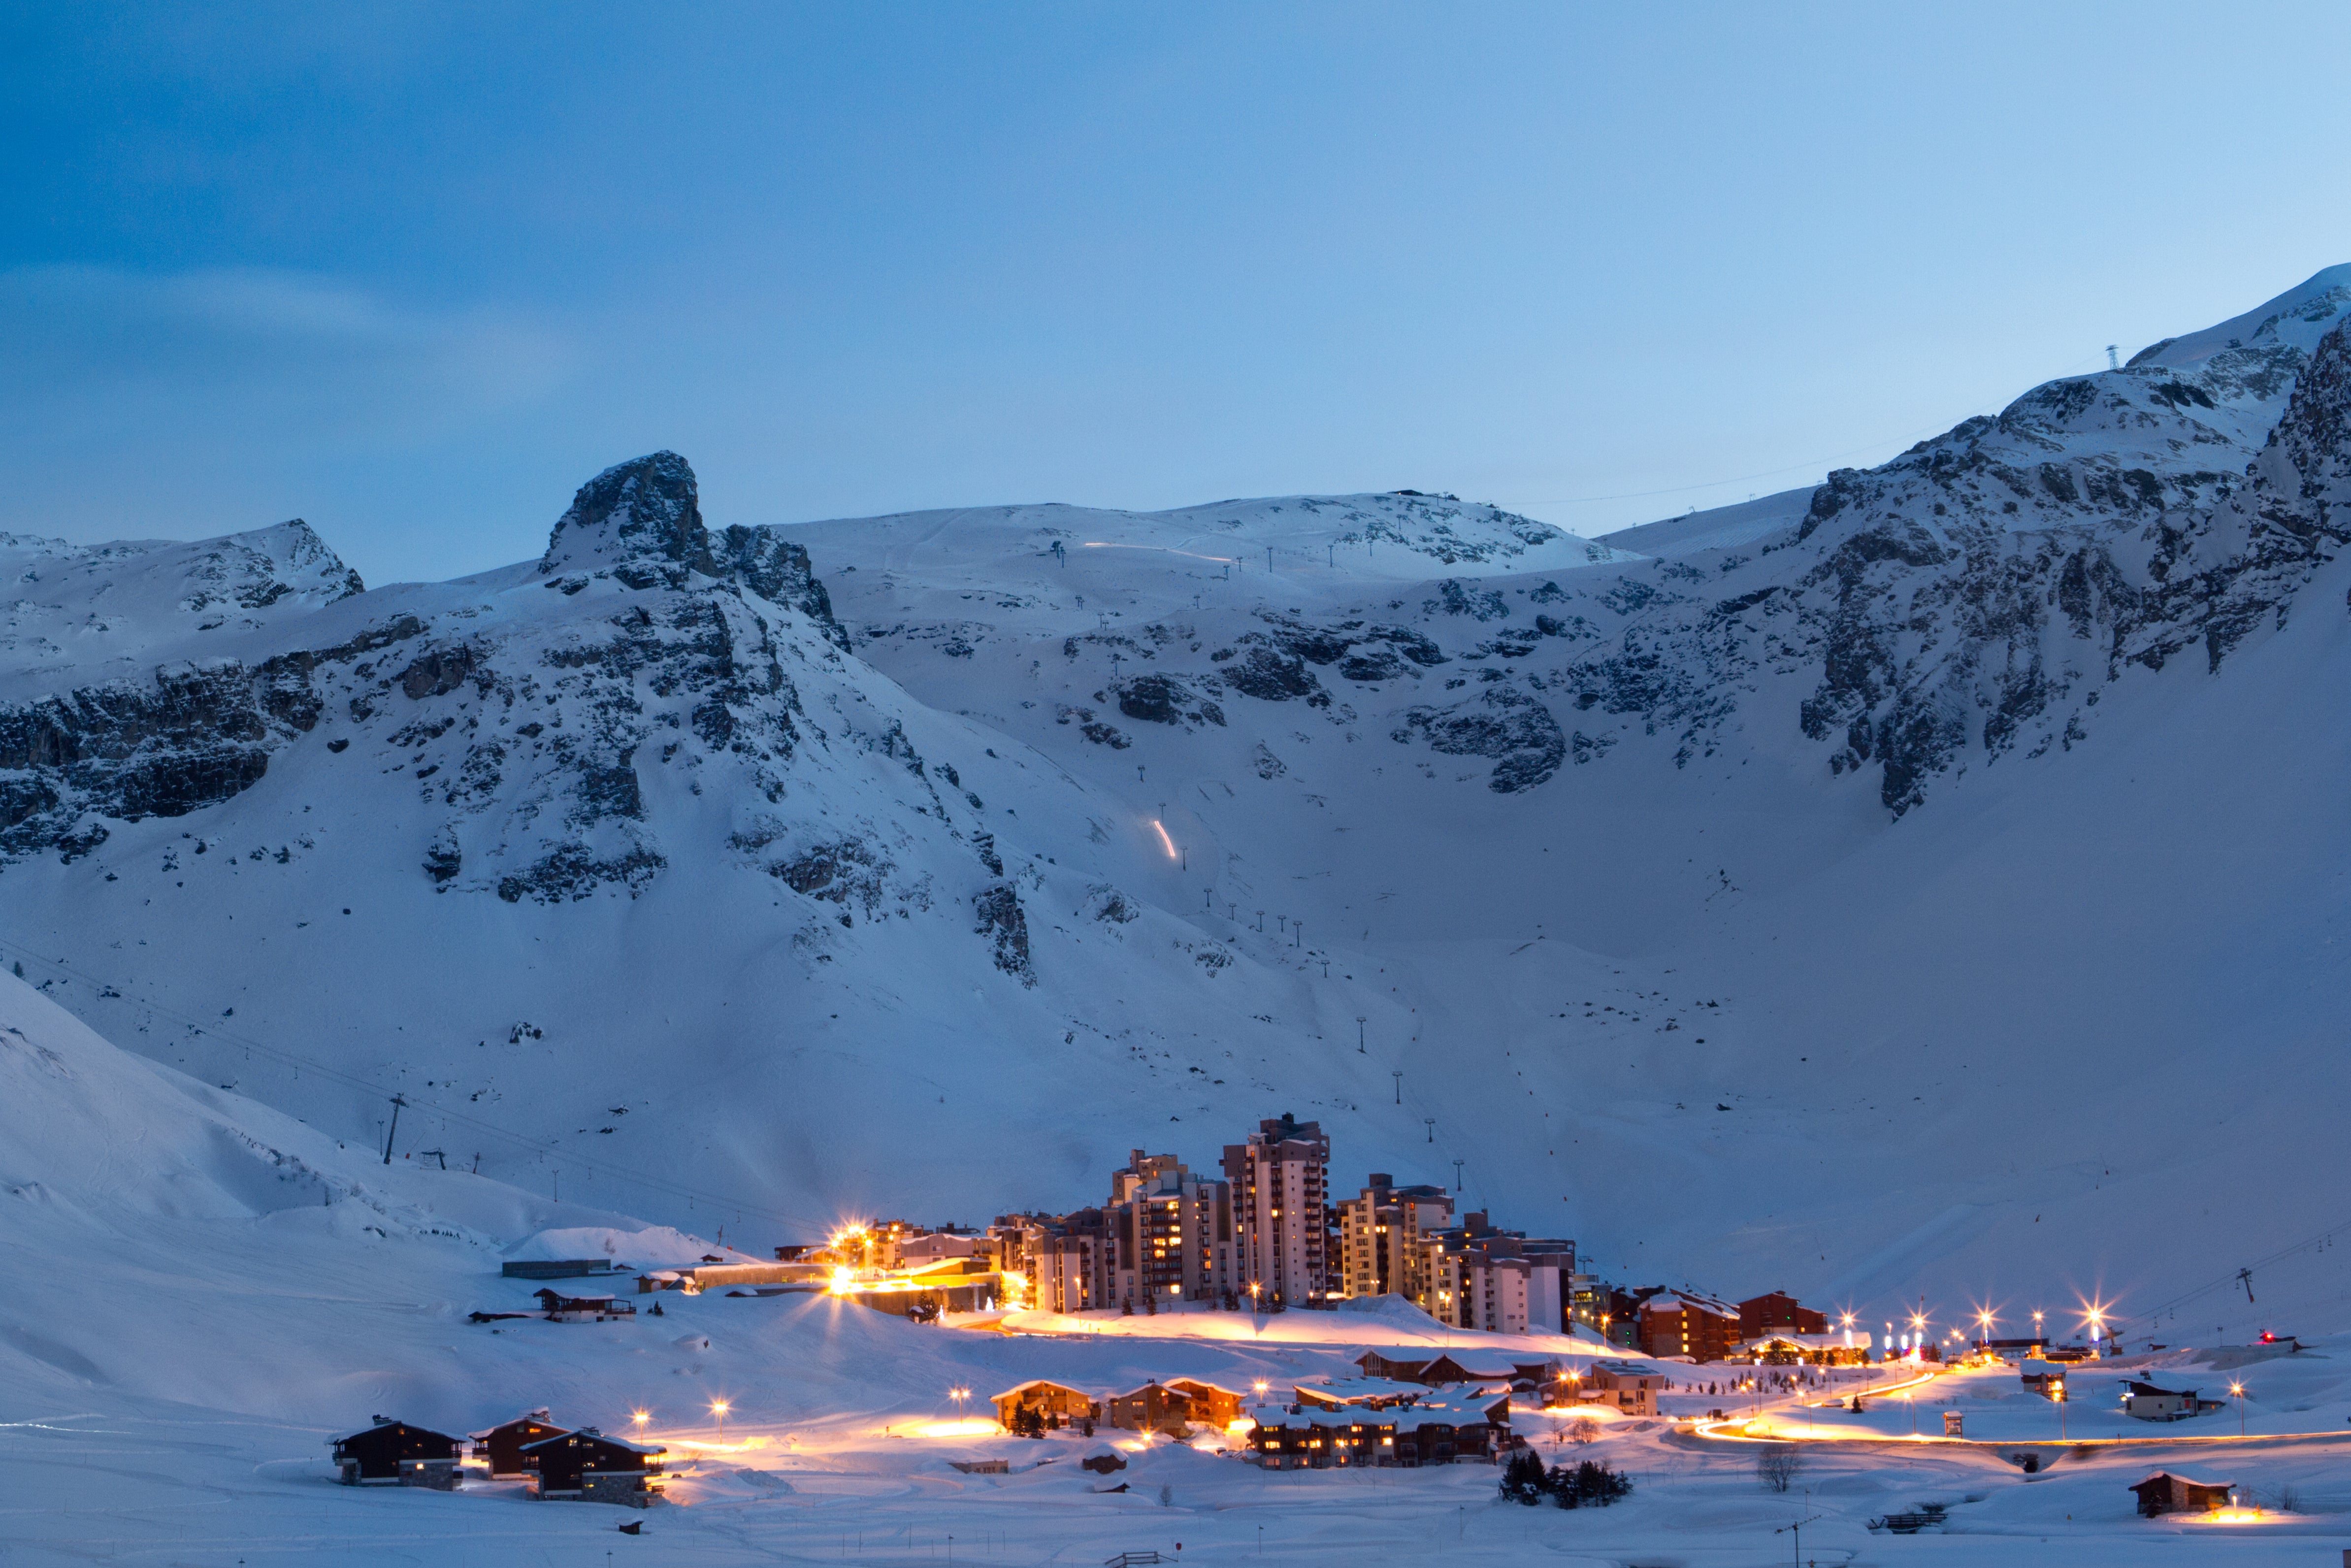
[4, 267, 2351, 1338]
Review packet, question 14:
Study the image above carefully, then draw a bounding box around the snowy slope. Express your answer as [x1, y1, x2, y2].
[3, 269, 2351, 1352]
[1596, 484, 1815, 557]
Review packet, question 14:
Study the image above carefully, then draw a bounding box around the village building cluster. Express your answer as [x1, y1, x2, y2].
[769, 1112, 1869, 1367]
[328, 1410, 665, 1507]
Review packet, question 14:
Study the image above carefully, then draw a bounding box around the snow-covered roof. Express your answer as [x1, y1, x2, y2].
[466, 1408, 554, 1439]
[1296, 1377, 1431, 1405]
[521, 1428, 665, 1456]
[992, 1379, 1089, 1401]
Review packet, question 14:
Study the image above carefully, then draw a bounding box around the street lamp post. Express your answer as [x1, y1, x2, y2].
[2230, 1380, 2245, 1437]
[711, 1399, 730, 1446]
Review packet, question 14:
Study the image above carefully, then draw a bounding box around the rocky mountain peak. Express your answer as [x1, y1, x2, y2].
[540, 450, 716, 588]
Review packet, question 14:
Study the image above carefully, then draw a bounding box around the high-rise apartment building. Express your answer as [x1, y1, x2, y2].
[1418, 1212, 1575, 1334]
[1335, 1174, 1453, 1302]
[1104, 1150, 1235, 1307]
[1221, 1113, 1332, 1304]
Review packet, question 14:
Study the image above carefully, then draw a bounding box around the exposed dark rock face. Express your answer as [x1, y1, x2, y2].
[494, 841, 667, 904]
[972, 882, 1035, 984]
[535, 452, 850, 649]
[1112, 674, 1225, 729]
[713, 524, 850, 651]
[540, 451, 716, 588]
[1396, 686, 1567, 793]
[1543, 318, 2351, 811]
[1221, 647, 1323, 702]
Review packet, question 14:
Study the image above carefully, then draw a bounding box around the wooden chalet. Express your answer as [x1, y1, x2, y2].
[1294, 1377, 1433, 1411]
[1246, 1404, 1396, 1468]
[521, 1427, 666, 1506]
[469, 1408, 565, 1478]
[534, 1289, 636, 1322]
[992, 1379, 1098, 1428]
[1352, 1348, 1546, 1386]
[2122, 1380, 2221, 1422]
[2131, 1471, 2231, 1517]
[329, 1417, 464, 1489]
[1247, 1391, 1509, 1469]
[1548, 1359, 1663, 1415]
[2020, 1359, 2068, 1400]
[1107, 1380, 1197, 1435]
[1391, 1394, 1510, 1465]
[1163, 1378, 1244, 1427]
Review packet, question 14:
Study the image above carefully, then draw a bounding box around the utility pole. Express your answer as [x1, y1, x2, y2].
[1392, 1070, 1402, 1103]
[1775, 1497, 1823, 1568]
[1424, 1117, 1435, 1143]
[381, 1095, 407, 1164]
[1357, 1017, 1367, 1052]
[1453, 1159, 1465, 1193]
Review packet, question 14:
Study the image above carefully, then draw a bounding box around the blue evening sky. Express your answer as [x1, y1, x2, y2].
[6, 3, 2349, 585]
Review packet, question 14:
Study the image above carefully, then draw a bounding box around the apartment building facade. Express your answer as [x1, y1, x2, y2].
[1221, 1114, 1332, 1304]
[1335, 1175, 1453, 1302]
[1105, 1150, 1236, 1307]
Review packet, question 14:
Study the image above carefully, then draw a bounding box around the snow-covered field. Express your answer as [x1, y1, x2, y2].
[10, 897, 2351, 1564]
[9, 266, 2351, 1561]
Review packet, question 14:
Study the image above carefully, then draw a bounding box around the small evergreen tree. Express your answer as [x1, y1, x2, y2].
[1545, 1459, 1633, 1508]
[1500, 1448, 1548, 1505]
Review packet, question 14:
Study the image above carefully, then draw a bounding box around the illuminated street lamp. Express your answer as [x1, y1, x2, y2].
[1975, 1307, 1996, 1350]
[711, 1398, 731, 1445]
[950, 1385, 971, 1422]
[1247, 1281, 1261, 1323]
[2230, 1380, 2245, 1437]
[632, 1409, 651, 1433]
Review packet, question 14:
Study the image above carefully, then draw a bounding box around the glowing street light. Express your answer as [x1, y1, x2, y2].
[950, 1385, 971, 1421]
[710, 1398, 731, 1445]
[2230, 1380, 2246, 1437]
[1975, 1306, 1996, 1349]
[632, 1409, 651, 1432]
[2080, 1299, 2111, 1357]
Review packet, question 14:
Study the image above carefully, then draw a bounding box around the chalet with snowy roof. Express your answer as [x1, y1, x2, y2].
[2122, 1380, 2222, 1422]
[1637, 1293, 1741, 1362]
[1248, 1388, 1511, 1469]
[329, 1417, 463, 1489]
[469, 1408, 565, 1477]
[2131, 1470, 2231, 1516]
[1246, 1404, 1396, 1468]
[521, 1427, 666, 1506]
[991, 1380, 1098, 1429]
[1163, 1378, 1244, 1427]
[1739, 1331, 1870, 1367]
[2020, 1359, 2068, 1400]
[1548, 1360, 1664, 1415]
[1108, 1380, 1200, 1435]
[1295, 1377, 1434, 1411]
[1353, 1348, 1546, 1386]
[534, 1288, 635, 1322]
